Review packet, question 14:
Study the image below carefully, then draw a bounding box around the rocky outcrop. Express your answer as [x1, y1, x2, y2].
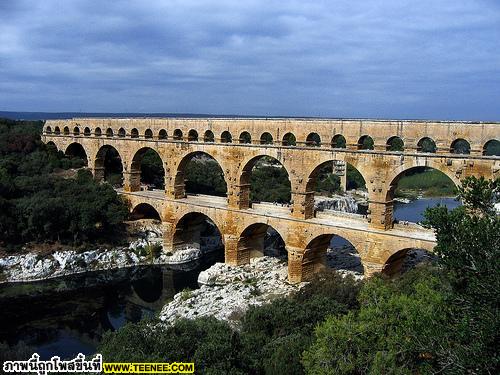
[159, 257, 301, 326]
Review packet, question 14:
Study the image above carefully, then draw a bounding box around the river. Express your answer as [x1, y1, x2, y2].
[0, 197, 460, 359]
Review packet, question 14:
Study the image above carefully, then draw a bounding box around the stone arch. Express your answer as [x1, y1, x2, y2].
[145, 129, 153, 139]
[260, 132, 273, 145]
[46, 140, 57, 150]
[172, 211, 224, 254]
[221, 131, 232, 143]
[238, 155, 292, 208]
[118, 128, 126, 137]
[239, 131, 252, 144]
[131, 128, 139, 138]
[450, 138, 471, 154]
[382, 248, 436, 277]
[483, 139, 500, 156]
[158, 129, 167, 139]
[282, 132, 296, 146]
[63, 126, 70, 135]
[106, 128, 114, 137]
[204, 130, 215, 142]
[173, 129, 183, 140]
[357, 135, 374, 150]
[237, 222, 287, 264]
[95, 127, 102, 137]
[73, 127, 80, 136]
[129, 147, 165, 191]
[331, 134, 346, 148]
[173, 151, 228, 198]
[130, 203, 162, 221]
[301, 233, 364, 281]
[306, 132, 321, 147]
[417, 137, 436, 153]
[84, 127, 91, 136]
[94, 145, 124, 187]
[54, 126, 61, 135]
[64, 142, 88, 167]
[386, 136, 404, 151]
[45, 125, 52, 134]
[188, 129, 199, 142]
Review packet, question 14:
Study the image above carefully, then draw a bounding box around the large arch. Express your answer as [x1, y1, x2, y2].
[129, 147, 165, 191]
[382, 248, 436, 277]
[238, 155, 292, 208]
[173, 151, 228, 198]
[94, 145, 124, 187]
[65, 143, 88, 166]
[172, 212, 224, 257]
[237, 222, 287, 265]
[130, 203, 162, 221]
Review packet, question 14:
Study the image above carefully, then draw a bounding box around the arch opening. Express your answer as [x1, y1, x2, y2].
[63, 126, 70, 135]
[95, 127, 102, 137]
[45, 126, 52, 134]
[483, 139, 500, 156]
[240, 156, 291, 207]
[260, 132, 273, 145]
[383, 248, 437, 277]
[306, 132, 321, 147]
[95, 145, 123, 187]
[106, 128, 114, 137]
[188, 129, 199, 142]
[387, 166, 460, 225]
[130, 203, 161, 221]
[173, 129, 183, 140]
[118, 128, 126, 138]
[175, 152, 227, 198]
[158, 129, 167, 140]
[386, 136, 404, 152]
[331, 134, 346, 148]
[131, 128, 139, 138]
[450, 138, 470, 154]
[84, 127, 91, 136]
[302, 234, 364, 281]
[417, 137, 436, 153]
[306, 160, 367, 217]
[172, 212, 224, 263]
[54, 126, 61, 135]
[221, 131, 232, 143]
[144, 129, 153, 139]
[357, 135, 374, 150]
[204, 130, 215, 142]
[237, 223, 287, 263]
[239, 131, 252, 144]
[131, 148, 165, 191]
[65, 143, 88, 167]
[282, 132, 296, 146]
[73, 127, 80, 136]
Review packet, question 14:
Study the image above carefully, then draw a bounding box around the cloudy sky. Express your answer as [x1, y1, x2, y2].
[1, 0, 499, 120]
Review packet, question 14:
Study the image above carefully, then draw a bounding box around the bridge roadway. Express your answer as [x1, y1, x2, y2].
[120, 189, 436, 282]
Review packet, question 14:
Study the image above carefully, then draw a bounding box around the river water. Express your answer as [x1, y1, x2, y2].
[0, 197, 461, 360]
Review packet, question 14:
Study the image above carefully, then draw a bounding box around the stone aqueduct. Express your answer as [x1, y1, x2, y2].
[42, 118, 499, 283]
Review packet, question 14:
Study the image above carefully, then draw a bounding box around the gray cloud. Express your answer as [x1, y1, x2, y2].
[0, 0, 499, 119]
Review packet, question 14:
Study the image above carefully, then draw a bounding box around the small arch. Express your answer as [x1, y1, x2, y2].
[204, 130, 215, 142]
[173, 129, 183, 140]
[73, 127, 80, 136]
[54, 126, 61, 135]
[106, 128, 114, 137]
[63, 126, 70, 135]
[172, 212, 223, 256]
[450, 138, 470, 154]
[331, 134, 346, 148]
[260, 132, 273, 145]
[382, 248, 436, 277]
[118, 128, 126, 137]
[45, 126, 52, 134]
[417, 137, 436, 153]
[306, 132, 321, 147]
[145, 129, 153, 139]
[221, 131, 232, 143]
[239, 131, 252, 144]
[483, 139, 500, 156]
[131, 128, 139, 138]
[386, 136, 404, 151]
[357, 135, 374, 150]
[95, 127, 102, 137]
[84, 127, 91, 136]
[188, 129, 199, 142]
[158, 129, 167, 140]
[237, 223, 287, 262]
[130, 203, 162, 221]
[65, 143, 88, 166]
[282, 132, 296, 146]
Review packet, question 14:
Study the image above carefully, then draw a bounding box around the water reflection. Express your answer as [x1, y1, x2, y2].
[394, 197, 461, 223]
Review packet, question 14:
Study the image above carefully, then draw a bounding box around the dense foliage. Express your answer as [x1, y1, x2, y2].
[0, 118, 128, 249]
